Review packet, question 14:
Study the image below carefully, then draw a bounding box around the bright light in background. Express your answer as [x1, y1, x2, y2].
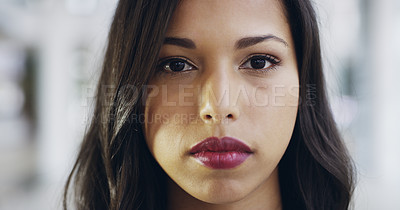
[0, 0, 399, 209]
[0, 0, 117, 209]
[65, 0, 98, 16]
[0, 43, 26, 119]
[316, 0, 400, 209]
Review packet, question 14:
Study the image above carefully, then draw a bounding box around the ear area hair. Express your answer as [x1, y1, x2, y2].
[63, 0, 180, 209]
[279, 0, 355, 210]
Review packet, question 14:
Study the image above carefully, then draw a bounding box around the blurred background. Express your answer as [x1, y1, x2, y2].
[0, 0, 399, 209]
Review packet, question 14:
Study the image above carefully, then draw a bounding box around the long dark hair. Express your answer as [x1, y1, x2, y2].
[63, 0, 355, 209]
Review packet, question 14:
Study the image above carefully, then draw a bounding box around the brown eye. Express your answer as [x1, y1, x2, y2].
[161, 58, 195, 72]
[168, 60, 185, 72]
[240, 55, 280, 70]
[250, 57, 267, 69]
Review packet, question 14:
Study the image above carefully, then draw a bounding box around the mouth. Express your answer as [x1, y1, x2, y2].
[189, 136, 253, 169]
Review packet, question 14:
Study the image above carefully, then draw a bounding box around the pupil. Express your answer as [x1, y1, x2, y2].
[250, 58, 266, 69]
[170, 61, 185, 72]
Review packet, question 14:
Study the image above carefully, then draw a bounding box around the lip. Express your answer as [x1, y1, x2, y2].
[189, 136, 253, 169]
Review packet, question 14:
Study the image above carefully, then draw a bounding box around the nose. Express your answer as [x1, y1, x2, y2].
[200, 102, 239, 124]
[199, 67, 240, 124]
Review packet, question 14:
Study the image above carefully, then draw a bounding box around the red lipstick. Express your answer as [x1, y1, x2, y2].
[189, 136, 253, 169]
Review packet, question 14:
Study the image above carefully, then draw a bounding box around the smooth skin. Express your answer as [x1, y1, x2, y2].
[144, 0, 299, 209]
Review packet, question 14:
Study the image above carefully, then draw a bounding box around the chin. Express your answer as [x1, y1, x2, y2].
[201, 196, 245, 205]
[192, 180, 250, 204]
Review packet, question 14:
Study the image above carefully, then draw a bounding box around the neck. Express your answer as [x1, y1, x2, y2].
[167, 168, 282, 210]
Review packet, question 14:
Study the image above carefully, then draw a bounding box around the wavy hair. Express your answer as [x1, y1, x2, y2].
[63, 0, 355, 209]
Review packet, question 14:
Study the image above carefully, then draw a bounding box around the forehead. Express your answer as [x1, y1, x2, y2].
[166, 0, 290, 42]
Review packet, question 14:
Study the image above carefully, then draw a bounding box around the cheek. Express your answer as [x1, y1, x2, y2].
[251, 106, 297, 156]
[143, 84, 198, 162]
[243, 83, 299, 159]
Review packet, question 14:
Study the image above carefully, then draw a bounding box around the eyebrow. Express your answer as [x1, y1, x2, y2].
[235, 35, 289, 49]
[164, 37, 196, 49]
[163, 34, 288, 49]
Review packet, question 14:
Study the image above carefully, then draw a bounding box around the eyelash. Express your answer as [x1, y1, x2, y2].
[239, 54, 281, 73]
[157, 54, 281, 75]
[157, 57, 197, 75]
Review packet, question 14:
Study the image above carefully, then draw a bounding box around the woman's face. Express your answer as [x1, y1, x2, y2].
[144, 0, 298, 205]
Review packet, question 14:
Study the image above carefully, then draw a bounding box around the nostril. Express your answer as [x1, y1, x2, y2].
[227, 114, 233, 118]
[205, 114, 212, 120]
